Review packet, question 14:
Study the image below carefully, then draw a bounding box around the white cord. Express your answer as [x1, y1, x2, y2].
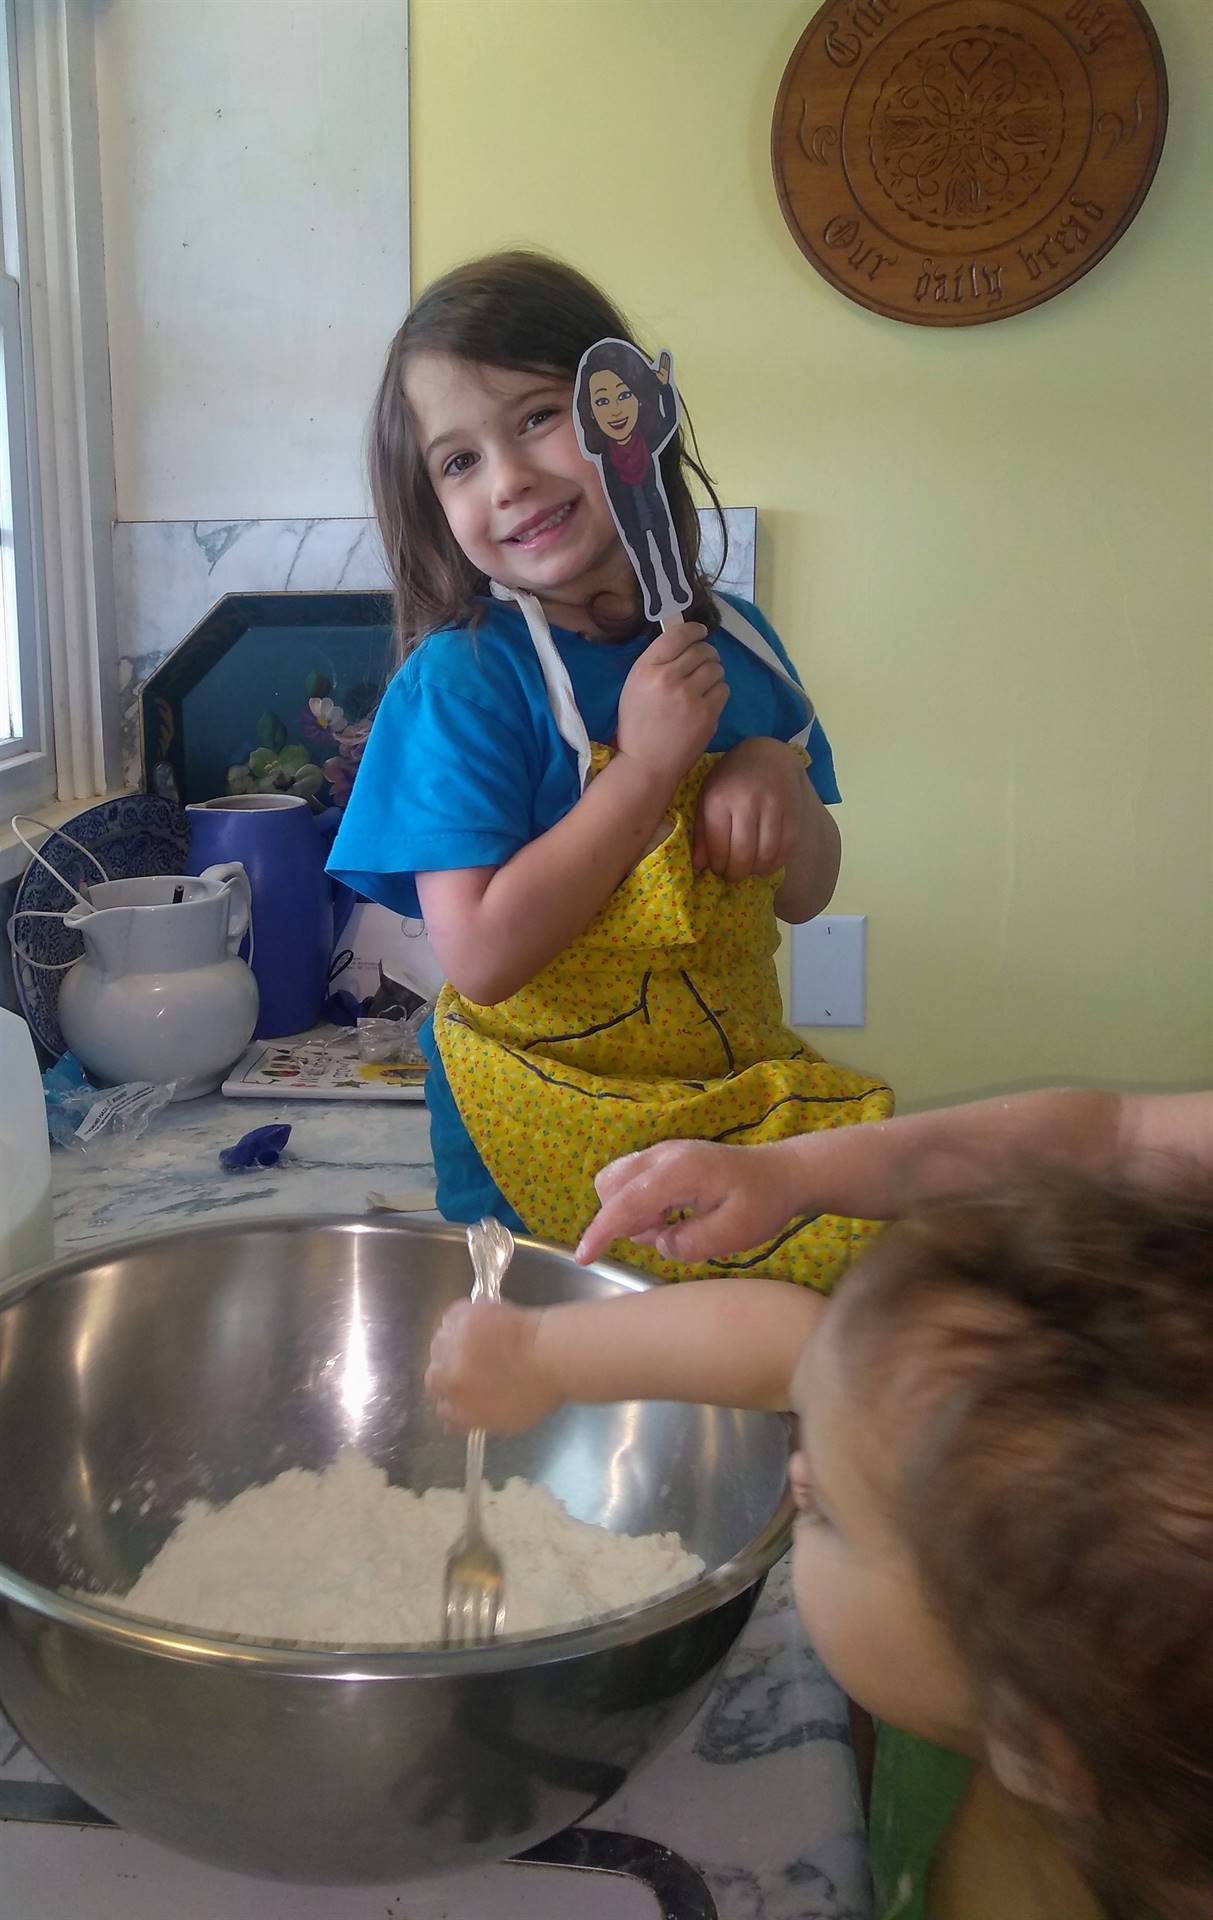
[6, 912, 82, 972]
[9, 815, 107, 910]
[6, 813, 111, 972]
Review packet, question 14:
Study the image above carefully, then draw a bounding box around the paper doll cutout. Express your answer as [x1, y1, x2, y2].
[574, 338, 693, 624]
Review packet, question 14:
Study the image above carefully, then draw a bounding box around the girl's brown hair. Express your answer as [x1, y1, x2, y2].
[839, 1171, 1213, 1920]
[368, 251, 727, 656]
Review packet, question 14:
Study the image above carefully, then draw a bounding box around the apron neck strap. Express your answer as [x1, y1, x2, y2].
[490, 583, 593, 790]
[487, 583, 591, 794]
[487, 582, 815, 781]
[711, 594, 815, 749]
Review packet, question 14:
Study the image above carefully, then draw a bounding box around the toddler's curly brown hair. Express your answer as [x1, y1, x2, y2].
[839, 1168, 1213, 1920]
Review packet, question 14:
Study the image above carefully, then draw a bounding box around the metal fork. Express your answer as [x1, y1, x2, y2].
[441, 1216, 514, 1647]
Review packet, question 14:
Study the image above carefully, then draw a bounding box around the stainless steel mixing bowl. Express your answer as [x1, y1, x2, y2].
[0, 1216, 793, 1884]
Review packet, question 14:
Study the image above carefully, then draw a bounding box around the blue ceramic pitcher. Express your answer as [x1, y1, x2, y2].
[185, 796, 344, 1037]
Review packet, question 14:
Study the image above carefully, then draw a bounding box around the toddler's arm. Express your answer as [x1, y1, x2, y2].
[574, 1090, 1213, 1265]
[425, 1276, 822, 1433]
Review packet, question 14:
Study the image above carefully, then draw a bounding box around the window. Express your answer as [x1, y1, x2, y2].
[0, 0, 52, 813]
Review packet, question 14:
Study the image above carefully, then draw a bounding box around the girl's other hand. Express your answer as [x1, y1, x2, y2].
[426, 1300, 562, 1433]
[692, 736, 805, 880]
[575, 1138, 803, 1266]
[616, 622, 727, 787]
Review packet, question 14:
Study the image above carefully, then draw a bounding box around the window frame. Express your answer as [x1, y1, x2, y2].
[0, 0, 53, 815]
[0, 0, 120, 872]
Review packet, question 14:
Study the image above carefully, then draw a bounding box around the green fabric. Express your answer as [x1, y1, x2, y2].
[869, 1725, 1125, 1919]
[869, 1726, 974, 1920]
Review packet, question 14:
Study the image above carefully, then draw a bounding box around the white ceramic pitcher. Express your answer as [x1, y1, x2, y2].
[57, 864, 259, 1100]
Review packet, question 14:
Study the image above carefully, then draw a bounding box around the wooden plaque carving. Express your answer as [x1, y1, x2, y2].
[771, 0, 1168, 325]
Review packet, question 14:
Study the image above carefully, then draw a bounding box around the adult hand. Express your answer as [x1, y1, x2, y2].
[576, 1139, 804, 1266]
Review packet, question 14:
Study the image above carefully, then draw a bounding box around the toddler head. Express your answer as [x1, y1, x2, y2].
[368, 250, 722, 646]
[790, 1170, 1213, 1918]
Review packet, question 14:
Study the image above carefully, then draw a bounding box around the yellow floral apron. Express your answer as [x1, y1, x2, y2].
[435, 588, 894, 1289]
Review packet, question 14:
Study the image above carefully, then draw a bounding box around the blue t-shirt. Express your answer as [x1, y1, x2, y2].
[328, 593, 839, 917]
[328, 592, 841, 1223]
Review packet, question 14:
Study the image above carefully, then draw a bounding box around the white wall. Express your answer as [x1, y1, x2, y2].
[95, 0, 409, 522]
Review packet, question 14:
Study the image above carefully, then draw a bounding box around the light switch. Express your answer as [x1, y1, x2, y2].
[790, 914, 866, 1027]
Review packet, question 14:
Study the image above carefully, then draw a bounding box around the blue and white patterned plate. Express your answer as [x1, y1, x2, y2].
[9, 794, 189, 1058]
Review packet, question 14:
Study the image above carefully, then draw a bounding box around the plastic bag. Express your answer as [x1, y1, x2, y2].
[356, 1004, 430, 1065]
[43, 1053, 175, 1160]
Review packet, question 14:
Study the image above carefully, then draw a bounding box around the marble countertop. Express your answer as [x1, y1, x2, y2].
[48, 1091, 440, 1253]
[2, 1091, 871, 1919]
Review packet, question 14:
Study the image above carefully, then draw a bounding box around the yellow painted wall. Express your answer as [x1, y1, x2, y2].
[411, 0, 1212, 1108]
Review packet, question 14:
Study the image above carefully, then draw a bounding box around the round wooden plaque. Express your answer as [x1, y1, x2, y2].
[771, 0, 1168, 326]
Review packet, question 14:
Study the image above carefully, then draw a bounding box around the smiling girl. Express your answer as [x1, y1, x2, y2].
[328, 251, 892, 1283]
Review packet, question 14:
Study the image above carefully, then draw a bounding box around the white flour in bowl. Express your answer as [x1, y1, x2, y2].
[80, 1451, 704, 1646]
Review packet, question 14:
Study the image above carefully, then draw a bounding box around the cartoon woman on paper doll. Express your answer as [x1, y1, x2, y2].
[574, 339, 693, 622]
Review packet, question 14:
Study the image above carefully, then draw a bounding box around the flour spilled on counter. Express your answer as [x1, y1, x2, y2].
[76, 1450, 703, 1646]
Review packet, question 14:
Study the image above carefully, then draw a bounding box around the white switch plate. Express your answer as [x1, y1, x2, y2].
[790, 914, 866, 1027]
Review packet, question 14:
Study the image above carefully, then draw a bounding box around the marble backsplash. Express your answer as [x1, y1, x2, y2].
[114, 510, 757, 787]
